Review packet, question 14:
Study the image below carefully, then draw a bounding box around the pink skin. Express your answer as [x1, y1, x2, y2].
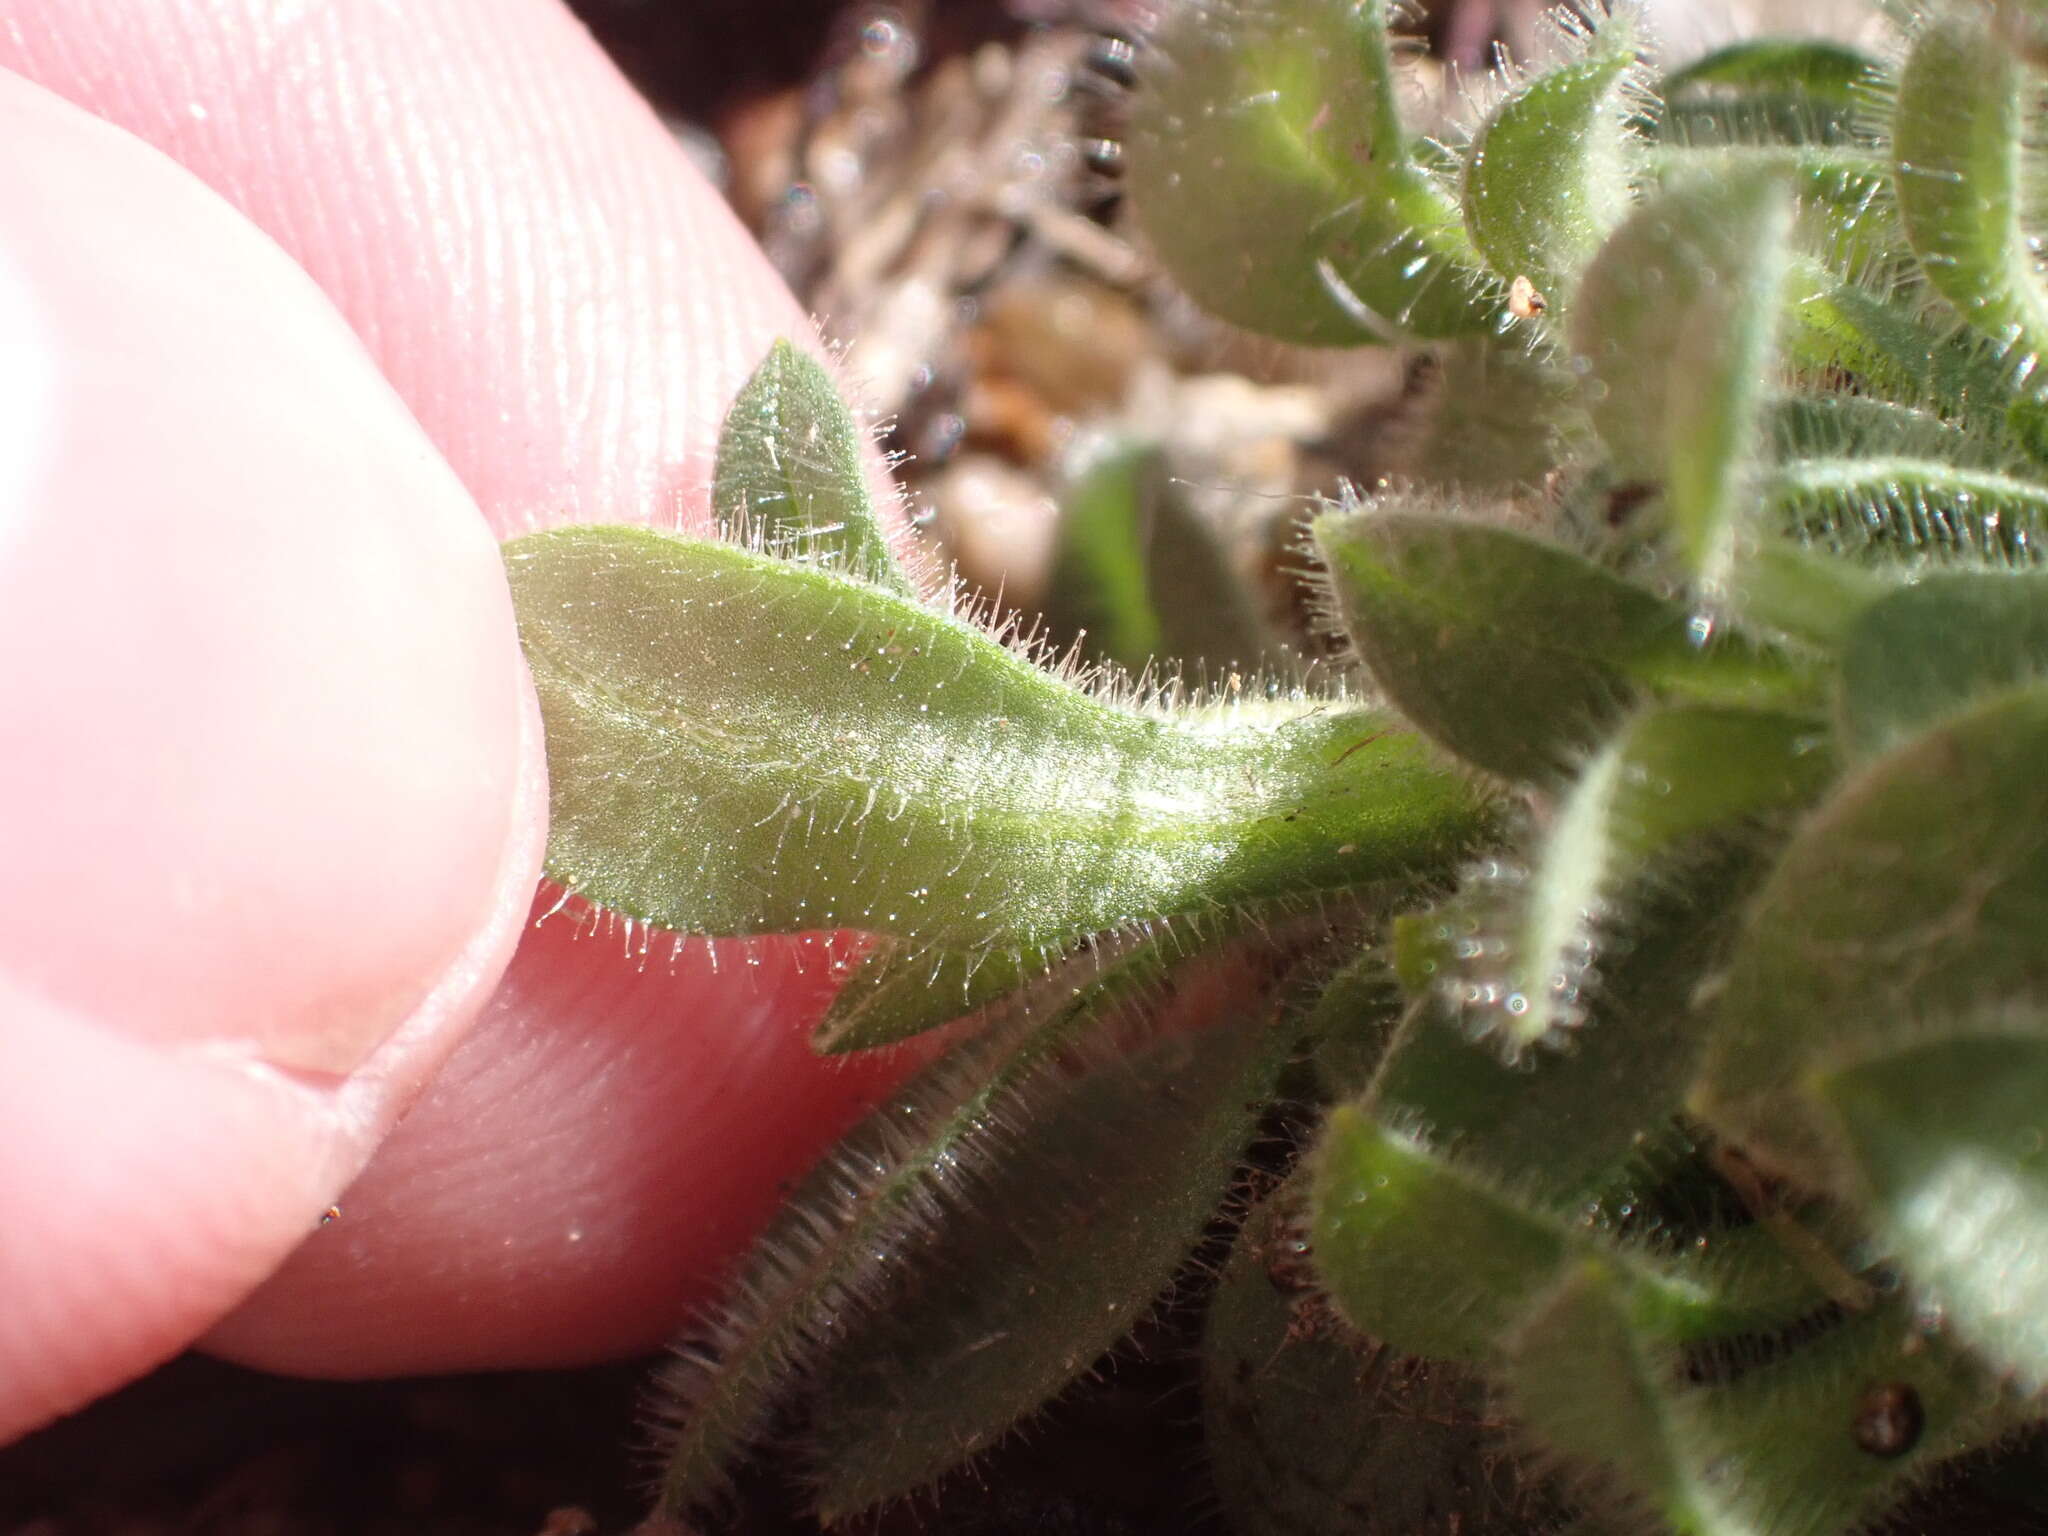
[0, 0, 918, 1442]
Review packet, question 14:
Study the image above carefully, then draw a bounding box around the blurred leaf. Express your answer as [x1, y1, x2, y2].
[1839, 569, 2048, 756]
[1312, 1110, 1830, 1365]
[1697, 686, 2048, 1184]
[1461, 8, 1643, 299]
[1785, 276, 2022, 423]
[1640, 150, 1895, 279]
[1658, 38, 1880, 158]
[1507, 1263, 2007, 1536]
[1768, 456, 2048, 565]
[1042, 443, 1271, 675]
[712, 340, 910, 594]
[1204, 1179, 1555, 1536]
[1503, 1261, 1696, 1529]
[650, 932, 1204, 1516]
[1412, 339, 1595, 492]
[1127, 0, 1495, 345]
[1312, 1107, 1571, 1361]
[1724, 542, 1900, 650]
[1893, 10, 2048, 359]
[1814, 1030, 2048, 1387]
[1765, 394, 2021, 473]
[1313, 509, 1805, 781]
[504, 527, 1495, 1049]
[1304, 944, 1407, 1102]
[1375, 839, 1778, 1204]
[1434, 706, 1832, 1053]
[1662, 37, 1879, 100]
[805, 945, 1306, 1519]
[1575, 171, 1798, 593]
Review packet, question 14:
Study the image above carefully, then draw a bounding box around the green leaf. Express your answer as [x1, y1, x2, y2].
[1575, 171, 1798, 594]
[649, 932, 1198, 1516]
[1893, 9, 2048, 362]
[1769, 456, 2048, 565]
[1433, 705, 1832, 1053]
[1503, 1260, 1703, 1530]
[1374, 840, 1784, 1204]
[1507, 1263, 2009, 1536]
[1461, 8, 1643, 300]
[1303, 944, 1406, 1102]
[1641, 149, 1895, 279]
[1724, 541, 1900, 651]
[1127, 0, 1496, 345]
[1312, 1109, 1830, 1364]
[1204, 1179, 1557, 1536]
[1658, 35, 1878, 153]
[1311, 1107, 1571, 1362]
[1411, 339, 1595, 492]
[1313, 508, 1805, 782]
[1813, 1029, 2048, 1387]
[1785, 275, 2023, 423]
[1839, 569, 2048, 756]
[504, 526, 1495, 1048]
[1766, 393, 2022, 474]
[711, 340, 910, 595]
[1041, 442, 1272, 675]
[1696, 685, 2048, 1184]
[804, 944, 1305, 1520]
[1662, 37, 1879, 101]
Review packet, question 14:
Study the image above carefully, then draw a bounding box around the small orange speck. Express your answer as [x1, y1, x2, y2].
[1507, 274, 1548, 319]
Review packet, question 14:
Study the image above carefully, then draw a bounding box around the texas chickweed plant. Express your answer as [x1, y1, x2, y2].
[499, 0, 2048, 1529]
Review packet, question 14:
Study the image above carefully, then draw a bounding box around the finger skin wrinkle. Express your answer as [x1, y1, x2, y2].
[0, 0, 815, 537]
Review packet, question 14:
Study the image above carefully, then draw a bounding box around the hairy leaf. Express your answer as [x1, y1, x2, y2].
[1461, 6, 1643, 300]
[1312, 1110, 1830, 1364]
[650, 931, 1232, 1515]
[1575, 170, 1798, 594]
[504, 526, 1494, 1048]
[1312, 1107, 1571, 1361]
[1769, 456, 2048, 565]
[1205, 1179, 1554, 1536]
[1127, 0, 1496, 345]
[1696, 686, 2048, 1184]
[1377, 841, 1775, 1203]
[1893, 9, 2048, 361]
[1786, 276, 2023, 422]
[1434, 705, 1832, 1053]
[1303, 944, 1407, 1102]
[1508, 1263, 2007, 1536]
[712, 339, 909, 594]
[1659, 37, 1880, 152]
[1314, 509, 1804, 782]
[1838, 569, 2048, 756]
[804, 946, 1306, 1519]
[1662, 37, 1878, 100]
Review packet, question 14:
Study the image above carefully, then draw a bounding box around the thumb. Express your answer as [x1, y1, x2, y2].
[0, 71, 545, 1442]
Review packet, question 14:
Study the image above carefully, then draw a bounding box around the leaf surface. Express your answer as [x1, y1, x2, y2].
[1127, 0, 1495, 344]
[805, 945, 1306, 1518]
[505, 526, 1495, 1046]
[1697, 686, 2048, 1183]
[1314, 510, 1802, 781]
[711, 339, 909, 593]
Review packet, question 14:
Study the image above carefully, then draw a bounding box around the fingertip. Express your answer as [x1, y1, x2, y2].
[204, 902, 914, 1375]
[0, 70, 544, 1434]
[0, 0, 830, 538]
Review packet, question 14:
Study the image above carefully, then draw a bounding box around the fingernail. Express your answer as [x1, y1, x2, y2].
[0, 74, 533, 1076]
